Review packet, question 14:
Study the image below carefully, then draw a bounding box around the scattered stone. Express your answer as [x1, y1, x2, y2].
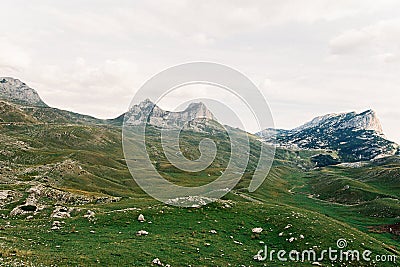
[51, 206, 71, 218]
[84, 210, 96, 219]
[284, 224, 292, 229]
[136, 230, 149, 236]
[288, 237, 295, 243]
[300, 234, 305, 239]
[166, 195, 217, 206]
[152, 258, 162, 266]
[138, 214, 145, 222]
[278, 232, 284, 236]
[209, 230, 217, 234]
[312, 262, 322, 266]
[0, 190, 21, 207]
[252, 228, 263, 234]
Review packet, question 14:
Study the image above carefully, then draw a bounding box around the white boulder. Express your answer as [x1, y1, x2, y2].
[252, 227, 263, 234]
[138, 214, 145, 222]
[136, 230, 149, 236]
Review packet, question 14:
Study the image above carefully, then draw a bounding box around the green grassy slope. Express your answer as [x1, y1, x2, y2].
[0, 105, 399, 266]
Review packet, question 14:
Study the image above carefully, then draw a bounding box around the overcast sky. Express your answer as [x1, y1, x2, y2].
[0, 1, 399, 142]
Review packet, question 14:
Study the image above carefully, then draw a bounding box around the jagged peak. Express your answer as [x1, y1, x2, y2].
[125, 99, 216, 128]
[0, 77, 47, 107]
[186, 101, 206, 109]
[183, 101, 215, 120]
[294, 109, 383, 134]
[1, 77, 25, 84]
[135, 98, 156, 109]
[141, 98, 154, 105]
[132, 100, 213, 117]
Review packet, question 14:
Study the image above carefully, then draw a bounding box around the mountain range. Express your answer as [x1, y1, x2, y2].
[1, 76, 398, 166]
[0, 77, 399, 266]
[257, 109, 399, 164]
[122, 98, 221, 133]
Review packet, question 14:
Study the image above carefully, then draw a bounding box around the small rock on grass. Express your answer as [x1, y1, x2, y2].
[136, 230, 149, 236]
[284, 224, 292, 229]
[152, 258, 162, 266]
[151, 258, 170, 266]
[252, 227, 263, 234]
[138, 214, 145, 222]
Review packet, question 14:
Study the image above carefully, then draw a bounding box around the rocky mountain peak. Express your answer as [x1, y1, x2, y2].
[0, 77, 47, 107]
[138, 98, 154, 108]
[183, 102, 216, 121]
[294, 109, 383, 135]
[125, 100, 216, 131]
[257, 109, 397, 162]
[348, 109, 383, 134]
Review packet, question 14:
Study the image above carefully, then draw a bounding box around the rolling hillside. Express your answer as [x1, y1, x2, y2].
[0, 78, 399, 266]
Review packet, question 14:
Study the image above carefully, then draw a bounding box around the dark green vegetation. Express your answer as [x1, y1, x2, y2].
[0, 100, 399, 266]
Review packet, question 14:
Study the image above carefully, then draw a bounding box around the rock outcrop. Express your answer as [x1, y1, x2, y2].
[257, 110, 398, 162]
[0, 77, 47, 107]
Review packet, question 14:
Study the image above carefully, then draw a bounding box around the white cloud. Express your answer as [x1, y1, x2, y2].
[26, 58, 139, 118]
[33, 1, 393, 45]
[0, 38, 31, 72]
[329, 19, 400, 60]
[0, 0, 400, 142]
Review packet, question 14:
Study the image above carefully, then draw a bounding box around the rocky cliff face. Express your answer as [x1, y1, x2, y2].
[294, 110, 383, 134]
[124, 99, 217, 130]
[0, 77, 47, 107]
[257, 110, 398, 162]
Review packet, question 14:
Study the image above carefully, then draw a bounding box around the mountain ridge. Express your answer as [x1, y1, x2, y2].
[123, 99, 217, 131]
[257, 109, 399, 163]
[293, 109, 384, 134]
[1, 76, 398, 163]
